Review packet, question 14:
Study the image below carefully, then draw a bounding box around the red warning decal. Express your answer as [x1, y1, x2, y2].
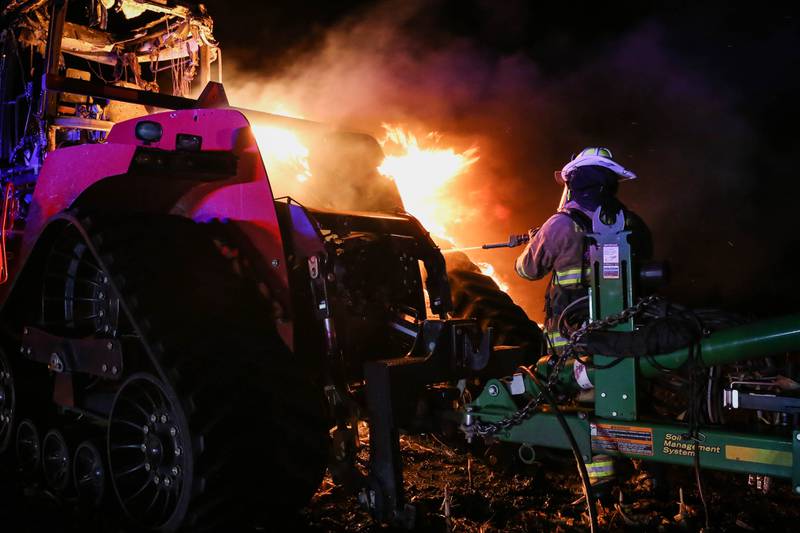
[591, 423, 654, 456]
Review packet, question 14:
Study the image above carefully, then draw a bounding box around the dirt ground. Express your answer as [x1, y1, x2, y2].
[2, 432, 799, 532]
[301, 433, 800, 533]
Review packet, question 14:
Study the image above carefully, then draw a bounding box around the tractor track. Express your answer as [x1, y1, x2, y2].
[0, 213, 329, 532]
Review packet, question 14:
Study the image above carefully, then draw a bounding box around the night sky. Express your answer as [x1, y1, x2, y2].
[204, 0, 800, 321]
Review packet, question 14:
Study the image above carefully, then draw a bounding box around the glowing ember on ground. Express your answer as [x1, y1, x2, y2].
[250, 125, 312, 183]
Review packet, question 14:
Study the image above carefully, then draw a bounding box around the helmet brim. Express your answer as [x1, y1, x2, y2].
[559, 155, 637, 183]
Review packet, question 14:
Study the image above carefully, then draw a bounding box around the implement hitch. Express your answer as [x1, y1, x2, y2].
[465, 207, 800, 519]
[361, 319, 508, 526]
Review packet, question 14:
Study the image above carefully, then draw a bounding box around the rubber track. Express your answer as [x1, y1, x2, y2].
[445, 253, 543, 349]
[76, 213, 328, 531]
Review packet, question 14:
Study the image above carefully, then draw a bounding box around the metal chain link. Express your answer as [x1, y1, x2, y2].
[473, 295, 662, 437]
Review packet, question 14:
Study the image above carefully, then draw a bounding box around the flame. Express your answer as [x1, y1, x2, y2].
[378, 124, 478, 240]
[377, 125, 509, 293]
[249, 120, 511, 297]
[476, 262, 509, 293]
[250, 125, 312, 183]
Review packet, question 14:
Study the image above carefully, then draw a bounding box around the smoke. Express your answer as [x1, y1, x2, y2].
[217, 0, 795, 320]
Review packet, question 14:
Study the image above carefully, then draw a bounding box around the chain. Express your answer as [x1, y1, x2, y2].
[472, 295, 661, 437]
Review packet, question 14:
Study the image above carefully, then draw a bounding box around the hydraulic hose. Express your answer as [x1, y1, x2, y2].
[521, 367, 599, 533]
[640, 313, 800, 377]
[543, 313, 800, 392]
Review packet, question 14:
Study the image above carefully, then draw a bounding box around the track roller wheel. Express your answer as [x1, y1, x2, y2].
[0, 347, 15, 453]
[74, 440, 106, 508]
[15, 419, 40, 476]
[42, 429, 71, 491]
[82, 214, 329, 530]
[108, 373, 190, 531]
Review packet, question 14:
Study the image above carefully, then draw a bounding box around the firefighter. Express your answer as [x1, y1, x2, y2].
[515, 147, 650, 353]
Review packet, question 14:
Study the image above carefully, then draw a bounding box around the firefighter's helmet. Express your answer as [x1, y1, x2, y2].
[554, 146, 637, 184]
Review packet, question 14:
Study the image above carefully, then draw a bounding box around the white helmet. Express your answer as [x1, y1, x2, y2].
[555, 147, 637, 184]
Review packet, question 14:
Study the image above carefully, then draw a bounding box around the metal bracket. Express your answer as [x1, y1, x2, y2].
[362, 316, 496, 528]
[449, 320, 493, 371]
[724, 389, 800, 414]
[589, 208, 637, 420]
[21, 327, 123, 379]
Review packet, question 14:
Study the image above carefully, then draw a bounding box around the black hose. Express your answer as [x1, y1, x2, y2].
[686, 341, 711, 530]
[522, 367, 599, 533]
[558, 295, 590, 339]
[579, 353, 626, 370]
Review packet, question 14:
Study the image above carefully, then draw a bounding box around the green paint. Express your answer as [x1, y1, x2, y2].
[640, 313, 800, 377]
[466, 408, 797, 480]
[589, 213, 637, 420]
[543, 314, 800, 395]
[466, 206, 800, 486]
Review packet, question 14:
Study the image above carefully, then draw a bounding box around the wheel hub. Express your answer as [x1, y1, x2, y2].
[42, 429, 71, 491]
[144, 433, 163, 461]
[108, 374, 189, 529]
[74, 441, 106, 508]
[140, 411, 183, 479]
[16, 419, 41, 475]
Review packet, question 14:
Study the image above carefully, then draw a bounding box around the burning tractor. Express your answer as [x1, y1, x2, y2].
[2, 1, 800, 532]
[0, 0, 537, 530]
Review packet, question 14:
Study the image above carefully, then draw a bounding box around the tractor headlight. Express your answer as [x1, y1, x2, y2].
[135, 121, 163, 143]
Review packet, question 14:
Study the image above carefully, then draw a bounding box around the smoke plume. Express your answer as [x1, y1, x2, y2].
[215, 0, 798, 320]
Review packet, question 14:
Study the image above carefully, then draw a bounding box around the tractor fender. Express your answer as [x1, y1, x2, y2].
[2, 108, 293, 347]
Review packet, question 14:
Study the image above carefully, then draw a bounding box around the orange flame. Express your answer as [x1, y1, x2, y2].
[377, 124, 478, 240]
[475, 262, 509, 293]
[377, 125, 509, 292]
[250, 121, 511, 296]
[250, 125, 312, 184]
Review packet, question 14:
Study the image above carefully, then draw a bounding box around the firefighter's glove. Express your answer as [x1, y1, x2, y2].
[508, 233, 529, 247]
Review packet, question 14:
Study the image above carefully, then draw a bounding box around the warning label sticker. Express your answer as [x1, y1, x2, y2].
[591, 423, 654, 456]
[602, 244, 620, 279]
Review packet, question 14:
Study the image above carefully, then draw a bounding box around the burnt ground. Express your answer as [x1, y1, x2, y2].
[1, 433, 799, 532]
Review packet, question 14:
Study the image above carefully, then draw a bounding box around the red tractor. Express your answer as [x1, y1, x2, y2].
[0, 1, 540, 529]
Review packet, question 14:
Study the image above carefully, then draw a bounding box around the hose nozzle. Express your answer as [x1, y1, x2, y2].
[482, 228, 538, 249]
